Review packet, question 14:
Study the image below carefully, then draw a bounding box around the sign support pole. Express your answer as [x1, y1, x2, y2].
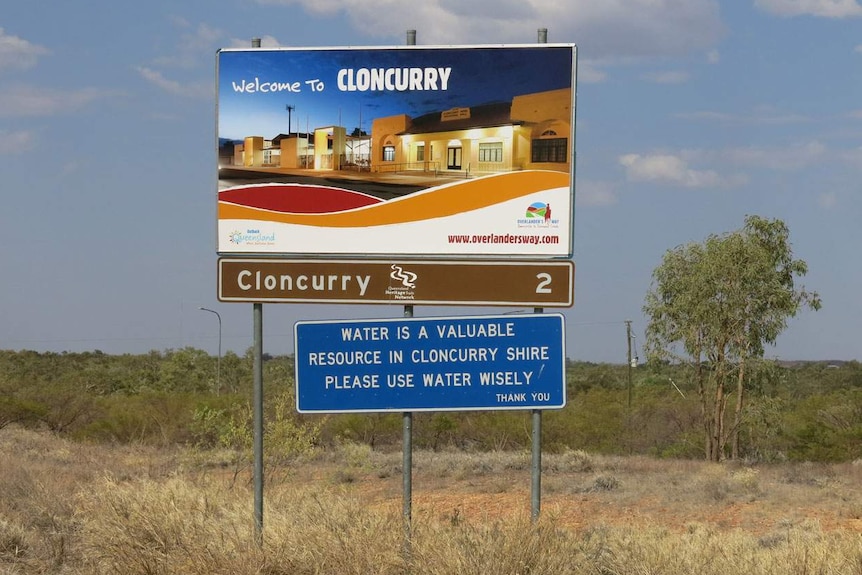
[531, 408, 542, 522]
[401, 305, 413, 558]
[531, 25, 549, 526]
[253, 302, 264, 545]
[402, 304, 414, 553]
[531, 307, 543, 523]
[249, 36, 265, 548]
[402, 27, 416, 558]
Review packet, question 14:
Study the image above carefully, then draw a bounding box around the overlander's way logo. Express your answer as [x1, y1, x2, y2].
[517, 202, 559, 228]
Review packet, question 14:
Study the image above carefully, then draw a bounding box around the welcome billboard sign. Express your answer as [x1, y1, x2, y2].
[216, 44, 577, 258]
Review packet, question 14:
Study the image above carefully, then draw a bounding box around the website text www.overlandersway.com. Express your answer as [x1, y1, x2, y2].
[447, 233, 560, 245]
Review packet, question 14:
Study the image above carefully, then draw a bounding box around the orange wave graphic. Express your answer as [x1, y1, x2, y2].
[218, 170, 569, 228]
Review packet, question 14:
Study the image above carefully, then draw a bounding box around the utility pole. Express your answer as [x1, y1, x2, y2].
[626, 319, 633, 408]
[198, 307, 221, 394]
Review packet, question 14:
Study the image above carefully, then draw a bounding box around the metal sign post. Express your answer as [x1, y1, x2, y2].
[253, 302, 263, 544]
[249, 36, 265, 547]
[403, 29, 415, 558]
[532, 308, 544, 522]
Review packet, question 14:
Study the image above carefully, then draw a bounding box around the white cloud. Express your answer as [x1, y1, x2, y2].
[0, 129, 36, 154]
[577, 61, 607, 84]
[633, 141, 848, 181]
[674, 108, 810, 125]
[137, 20, 224, 98]
[437, 0, 535, 20]
[818, 192, 838, 208]
[721, 141, 827, 170]
[136, 66, 211, 99]
[256, 0, 345, 14]
[856, 44, 862, 52]
[0, 85, 107, 117]
[251, 0, 725, 60]
[60, 160, 82, 175]
[754, 0, 862, 17]
[153, 23, 223, 69]
[0, 28, 49, 71]
[576, 181, 618, 206]
[643, 70, 689, 84]
[619, 153, 723, 187]
[843, 146, 862, 168]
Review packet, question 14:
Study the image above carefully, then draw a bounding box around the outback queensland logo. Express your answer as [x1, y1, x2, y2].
[229, 229, 276, 246]
[385, 264, 418, 301]
[517, 202, 560, 228]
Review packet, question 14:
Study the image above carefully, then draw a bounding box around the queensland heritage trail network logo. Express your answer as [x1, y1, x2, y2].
[518, 201, 560, 228]
[385, 264, 418, 301]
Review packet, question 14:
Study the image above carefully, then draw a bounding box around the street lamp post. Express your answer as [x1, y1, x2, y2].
[199, 307, 222, 394]
[286, 104, 295, 135]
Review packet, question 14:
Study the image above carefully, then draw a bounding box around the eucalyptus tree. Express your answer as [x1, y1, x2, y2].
[643, 216, 820, 460]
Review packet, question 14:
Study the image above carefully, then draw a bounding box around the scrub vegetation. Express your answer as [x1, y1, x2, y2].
[0, 348, 860, 573]
[1, 348, 860, 461]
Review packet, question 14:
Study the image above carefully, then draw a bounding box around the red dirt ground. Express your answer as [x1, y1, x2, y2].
[327, 467, 862, 535]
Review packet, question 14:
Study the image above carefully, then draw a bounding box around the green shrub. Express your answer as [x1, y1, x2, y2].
[78, 392, 203, 445]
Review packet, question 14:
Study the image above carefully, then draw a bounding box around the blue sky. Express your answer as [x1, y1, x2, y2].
[217, 45, 574, 140]
[1, 0, 860, 363]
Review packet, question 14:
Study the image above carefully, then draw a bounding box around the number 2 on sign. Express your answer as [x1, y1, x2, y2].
[535, 273, 552, 294]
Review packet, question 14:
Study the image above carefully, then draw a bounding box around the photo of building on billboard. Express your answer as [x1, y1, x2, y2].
[217, 44, 576, 258]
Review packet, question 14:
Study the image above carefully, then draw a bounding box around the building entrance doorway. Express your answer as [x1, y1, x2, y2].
[447, 147, 462, 170]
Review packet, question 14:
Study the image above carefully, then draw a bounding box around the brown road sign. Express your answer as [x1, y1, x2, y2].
[218, 258, 574, 307]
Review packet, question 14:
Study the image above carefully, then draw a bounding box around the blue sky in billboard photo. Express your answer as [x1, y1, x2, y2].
[217, 45, 573, 140]
[0, 1, 860, 363]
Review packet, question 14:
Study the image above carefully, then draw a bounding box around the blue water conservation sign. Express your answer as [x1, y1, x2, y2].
[295, 314, 566, 413]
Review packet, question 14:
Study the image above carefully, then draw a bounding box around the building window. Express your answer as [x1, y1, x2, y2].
[531, 138, 567, 163]
[416, 144, 425, 162]
[478, 142, 503, 163]
[383, 145, 395, 162]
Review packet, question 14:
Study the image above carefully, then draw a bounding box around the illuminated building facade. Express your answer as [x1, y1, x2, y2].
[232, 88, 571, 177]
[371, 88, 572, 176]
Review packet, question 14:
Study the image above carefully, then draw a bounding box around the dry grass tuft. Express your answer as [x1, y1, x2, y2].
[1, 425, 861, 574]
